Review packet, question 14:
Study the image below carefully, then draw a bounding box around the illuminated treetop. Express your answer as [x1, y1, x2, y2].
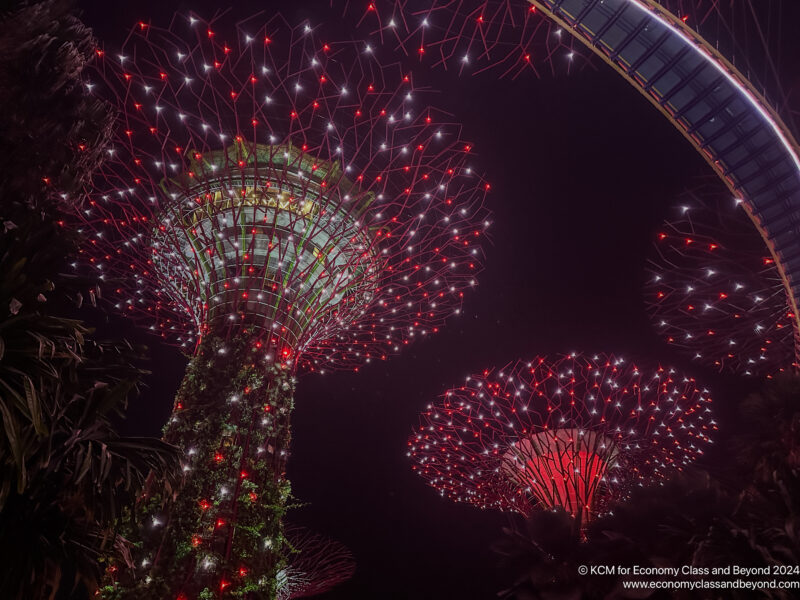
[408, 353, 715, 519]
[76, 13, 490, 373]
[646, 186, 798, 377]
[338, 0, 581, 77]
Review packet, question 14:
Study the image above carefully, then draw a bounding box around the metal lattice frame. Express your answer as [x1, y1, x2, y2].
[334, 0, 584, 77]
[645, 184, 796, 377]
[278, 526, 356, 599]
[408, 353, 715, 519]
[76, 13, 491, 373]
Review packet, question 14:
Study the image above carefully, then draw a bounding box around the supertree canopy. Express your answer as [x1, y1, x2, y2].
[645, 185, 798, 377]
[334, 0, 750, 79]
[408, 353, 715, 523]
[77, 13, 489, 599]
[336, 0, 583, 77]
[341, 1, 800, 358]
[278, 526, 355, 600]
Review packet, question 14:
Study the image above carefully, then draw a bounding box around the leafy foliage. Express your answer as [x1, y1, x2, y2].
[0, 337, 181, 599]
[0, 3, 181, 598]
[105, 333, 295, 600]
[0, 201, 182, 600]
[0, 210, 183, 599]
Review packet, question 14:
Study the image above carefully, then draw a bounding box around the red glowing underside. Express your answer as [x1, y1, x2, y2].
[503, 429, 618, 518]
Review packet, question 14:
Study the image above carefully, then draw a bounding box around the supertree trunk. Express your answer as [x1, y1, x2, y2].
[106, 331, 296, 600]
[77, 13, 491, 599]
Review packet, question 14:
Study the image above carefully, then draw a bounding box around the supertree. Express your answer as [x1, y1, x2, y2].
[76, 13, 489, 599]
[645, 184, 798, 377]
[277, 526, 355, 600]
[340, 1, 800, 350]
[408, 353, 715, 525]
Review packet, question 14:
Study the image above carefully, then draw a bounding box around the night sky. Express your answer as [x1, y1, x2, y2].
[75, 1, 793, 598]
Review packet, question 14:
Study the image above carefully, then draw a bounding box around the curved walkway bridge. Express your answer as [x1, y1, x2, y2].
[529, 0, 800, 347]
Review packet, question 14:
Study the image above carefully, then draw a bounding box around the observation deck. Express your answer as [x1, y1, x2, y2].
[530, 0, 800, 341]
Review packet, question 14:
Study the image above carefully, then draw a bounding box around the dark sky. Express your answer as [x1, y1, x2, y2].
[76, 1, 783, 598]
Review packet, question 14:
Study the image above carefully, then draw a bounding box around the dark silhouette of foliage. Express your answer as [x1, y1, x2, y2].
[0, 332, 181, 599]
[0, 2, 181, 599]
[0, 0, 113, 211]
